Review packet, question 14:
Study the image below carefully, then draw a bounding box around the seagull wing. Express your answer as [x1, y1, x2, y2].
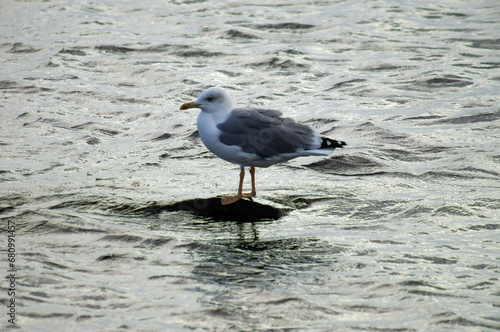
[217, 108, 319, 158]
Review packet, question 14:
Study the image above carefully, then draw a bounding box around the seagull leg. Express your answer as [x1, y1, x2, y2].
[242, 166, 256, 198]
[221, 167, 245, 205]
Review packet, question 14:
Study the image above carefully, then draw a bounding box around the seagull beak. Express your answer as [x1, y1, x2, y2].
[180, 101, 199, 110]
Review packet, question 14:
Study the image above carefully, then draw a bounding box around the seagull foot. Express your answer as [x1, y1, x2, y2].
[221, 194, 243, 205]
[242, 192, 256, 198]
[243, 192, 257, 201]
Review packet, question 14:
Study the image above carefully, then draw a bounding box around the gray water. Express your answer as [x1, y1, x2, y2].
[1, 0, 500, 330]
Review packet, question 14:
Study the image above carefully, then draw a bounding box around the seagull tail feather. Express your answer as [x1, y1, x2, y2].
[320, 137, 346, 150]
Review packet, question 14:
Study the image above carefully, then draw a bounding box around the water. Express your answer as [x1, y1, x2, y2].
[1, 0, 500, 330]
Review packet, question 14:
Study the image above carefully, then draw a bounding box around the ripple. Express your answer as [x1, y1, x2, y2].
[253, 22, 315, 30]
[7, 42, 41, 53]
[247, 56, 310, 70]
[326, 78, 367, 90]
[222, 29, 260, 40]
[306, 154, 384, 175]
[435, 109, 500, 124]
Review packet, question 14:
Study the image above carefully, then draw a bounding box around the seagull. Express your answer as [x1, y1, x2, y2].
[180, 87, 346, 205]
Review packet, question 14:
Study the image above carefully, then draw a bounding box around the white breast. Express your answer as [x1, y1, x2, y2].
[197, 111, 255, 166]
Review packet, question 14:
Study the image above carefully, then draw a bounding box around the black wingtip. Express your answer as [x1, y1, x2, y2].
[320, 137, 346, 149]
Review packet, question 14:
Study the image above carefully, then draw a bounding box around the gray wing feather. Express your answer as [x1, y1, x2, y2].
[217, 108, 318, 158]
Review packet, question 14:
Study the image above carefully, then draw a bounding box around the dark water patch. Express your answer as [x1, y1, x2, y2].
[469, 198, 500, 211]
[49, 197, 105, 211]
[357, 64, 415, 72]
[16, 111, 30, 119]
[407, 290, 464, 298]
[448, 38, 500, 50]
[115, 96, 148, 104]
[173, 49, 225, 58]
[420, 166, 500, 181]
[70, 122, 95, 130]
[401, 205, 435, 218]
[453, 61, 500, 70]
[7, 42, 41, 53]
[215, 69, 242, 77]
[223, 29, 260, 40]
[95, 128, 120, 136]
[379, 258, 419, 265]
[268, 195, 341, 211]
[378, 148, 424, 162]
[42, 259, 69, 270]
[95, 43, 175, 54]
[434, 109, 500, 125]
[467, 223, 500, 231]
[345, 199, 408, 222]
[96, 253, 128, 262]
[400, 280, 447, 290]
[326, 78, 367, 90]
[467, 281, 495, 290]
[24, 312, 74, 319]
[263, 296, 303, 306]
[433, 205, 473, 217]
[343, 304, 396, 314]
[353, 122, 409, 141]
[374, 145, 450, 163]
[403, 254, 458, 265]
[22, 216, 107, 235]
[437, 316, 497, 329]
[420, 146, 450, 154]
[418, 77, 473, 88]
[99, 234, 143, 243]
[201, 307, 244, 320]
[142, 44, 174, 53]
[26, 74, 80, 82]
[469, 263, 498, 270]
[138, 237, 172, 248]
[402, 114, 444, 121]
[398, 76, 474, 92]
[370, 239, 404, 245]
[0, 80, 53, 94]
[0, 205, 15, 214]
[303, 117, 342, 137]
[58, 47, 87, 56]
[442, 12, 471, 17]
[421, 170, 473, 180]
[85, 136, 101, 145]
[164, 197, 285, 222]
[0, 194, 28, 215]
[95, 45, 138, 54]
[97, 198, 285, 221]
[306, 154, 383, 175]
[457, 166, 500, 178]
[274, 48, 307, 56]
[247, 56, 309, 70]
[191, 237, 343, 286]
[152, 133, 172, 141]
[27, 291, 50, 302]
[60, 90, 104, 101]
[46, 60, 59, 67]
[303, 117, 340, 130]
[253, 22, 315, 30]
[81, 20, 113, 26]
[341, 224, 385, 231]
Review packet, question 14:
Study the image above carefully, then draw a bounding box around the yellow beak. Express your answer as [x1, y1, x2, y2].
[180, 101, 199, 110]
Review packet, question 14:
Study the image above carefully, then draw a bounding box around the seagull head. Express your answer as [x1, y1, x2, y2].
[180, 87, 234, 114]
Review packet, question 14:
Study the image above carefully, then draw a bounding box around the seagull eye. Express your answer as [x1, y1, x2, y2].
[206, 96, 215, 102]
